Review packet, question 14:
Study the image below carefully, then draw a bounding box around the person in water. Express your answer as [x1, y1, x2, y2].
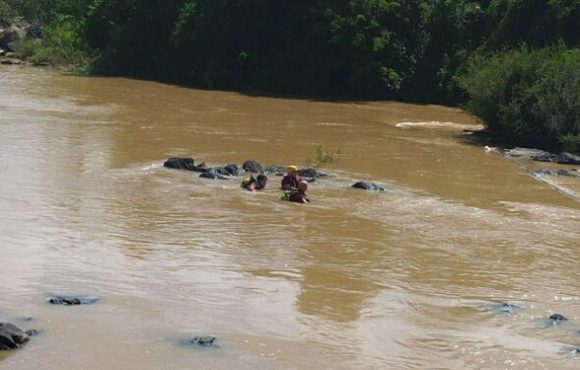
[281, 165, 304, 191]
[241, 174, 268, 191]
[288, 181, 310, 203]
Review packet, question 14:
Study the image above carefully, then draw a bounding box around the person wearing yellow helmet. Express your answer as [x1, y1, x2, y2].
[281, 165, 304, 191]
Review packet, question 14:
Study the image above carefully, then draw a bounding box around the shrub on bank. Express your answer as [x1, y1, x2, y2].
[20, 15, 93, 70]
[457, 46, 580, 153]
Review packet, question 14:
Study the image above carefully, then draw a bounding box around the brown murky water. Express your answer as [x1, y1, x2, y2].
[1, 66, 579, 369]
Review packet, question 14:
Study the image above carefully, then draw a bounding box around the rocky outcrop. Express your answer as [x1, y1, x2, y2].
[351, 181, 385, 191]
[0, 323, 34, 350]
[165, 157, 326, 181]
[505, 148, 580, 165]
[531, 168, 580, 179]
[0, 18, 39, 54]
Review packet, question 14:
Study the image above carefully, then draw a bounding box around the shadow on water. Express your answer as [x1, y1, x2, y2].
[76, 71, 454, 108]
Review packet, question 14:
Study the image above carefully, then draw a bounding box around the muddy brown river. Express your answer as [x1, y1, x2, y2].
[1, 66, 579, 369]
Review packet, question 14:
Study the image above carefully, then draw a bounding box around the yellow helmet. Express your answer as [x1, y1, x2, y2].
[287, 165, 298, 172]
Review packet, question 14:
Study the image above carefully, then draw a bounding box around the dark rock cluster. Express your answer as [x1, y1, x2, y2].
[164, 157, 329, 184]
[505, 148, 580, 165]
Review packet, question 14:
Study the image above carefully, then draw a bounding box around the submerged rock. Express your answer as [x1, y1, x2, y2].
[48, 295, 99, 305]
[190, 336, 217, 347]
[480, 301, 527, 315]
[351, 181, 386, 191]
[549, 313, 568, 323]
[0, 323, 31, 350]
[298, 167, 326, 178]
[263, 164, 285, 175]
[492, 302, 525, 315]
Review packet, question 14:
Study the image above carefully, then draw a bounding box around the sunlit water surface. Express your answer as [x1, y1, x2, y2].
[1, 67, 579, 369]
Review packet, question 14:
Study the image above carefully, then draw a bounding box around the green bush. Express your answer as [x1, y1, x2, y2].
[457, 46, 580, 153]
[0, 1, 15, 18]
[20, 13, 93, 70]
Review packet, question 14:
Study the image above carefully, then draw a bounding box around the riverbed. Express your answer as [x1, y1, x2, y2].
[1, 66, 578, 369]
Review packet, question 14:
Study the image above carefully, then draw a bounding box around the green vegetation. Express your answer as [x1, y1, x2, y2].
[1, 0, 579, 152]
[1, 0, 93, 67]
[457, 46, 580, 152]
[308, 146, 342, 169]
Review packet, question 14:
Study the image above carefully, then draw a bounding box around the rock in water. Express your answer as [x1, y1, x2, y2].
[48, 295, 99, 305]
[0, 323, 30, 350]
[190, 336, 217, 347]
[352, 181, 385, 191]
[549, 313, 568, 322]
[242, 160, 264, 174]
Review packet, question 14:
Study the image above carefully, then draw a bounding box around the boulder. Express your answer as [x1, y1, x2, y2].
[0, 23, 27, 52]
[190, 336, 217, 347]
[351, 181, 385, 191]
[549, 313, 568, 322]
[199, 168, 229, 180]
[0, 323, 30, 350]
[218, 164, 238, 177]
[163, 157, 211, 172]
[242, 160, 264, 174]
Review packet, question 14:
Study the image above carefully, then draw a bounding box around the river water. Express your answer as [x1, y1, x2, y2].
[1, 66, 578, 369]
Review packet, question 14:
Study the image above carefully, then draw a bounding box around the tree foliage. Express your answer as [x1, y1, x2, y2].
[457, 46, 580, 152]
[3, 0, 580, 152]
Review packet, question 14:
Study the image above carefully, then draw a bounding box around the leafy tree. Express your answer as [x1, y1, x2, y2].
[457, 46, 580, 152]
